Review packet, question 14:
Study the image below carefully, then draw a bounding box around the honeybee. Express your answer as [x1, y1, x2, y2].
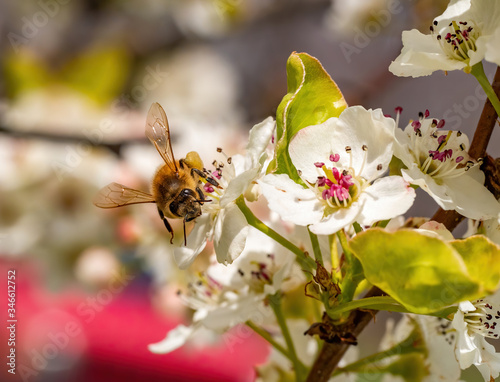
[94, 102, 218, 244]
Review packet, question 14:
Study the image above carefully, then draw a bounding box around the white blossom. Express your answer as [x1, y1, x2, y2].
[173, 117, 275, 268]
[260, 106, 415, 235]
[452, 295, 500, 381]
[393, 112, 500, 220]
[149, 227, 304, 354]
[389, 0, 500, 77]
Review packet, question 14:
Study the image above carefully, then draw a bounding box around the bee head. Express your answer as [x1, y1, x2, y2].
[170, 188, 203, 222]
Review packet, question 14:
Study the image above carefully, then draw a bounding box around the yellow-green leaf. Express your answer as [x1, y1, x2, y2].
[451, 235, 500, 292]
[349, 229, 482, 314]
[268, 52, 347, 181]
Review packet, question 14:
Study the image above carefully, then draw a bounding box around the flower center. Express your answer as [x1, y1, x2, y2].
[237, 254, 276, 294]
[200, 148, 233, 209]
[407, 115, 480, 182]
[309, 147, 369, 209]
[430, 20, 480, 62]
[434, 317, 456, 346]
[464, 299, 500, 339]
[179, 273, 226, 310]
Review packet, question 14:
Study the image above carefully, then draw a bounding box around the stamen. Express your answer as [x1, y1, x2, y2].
[330, 153, 340, 162]
[395, 106, 403, 127]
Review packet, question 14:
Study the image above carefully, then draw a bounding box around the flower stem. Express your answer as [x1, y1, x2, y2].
[308, 228, 323, 265]
[268, 293, 308, 381]
[246, 320, 292, 360]
[335, 230, 364, 309]
[471, 62, 500, 119]
[236, 196, 315, 271]
[331, 325, 425, 375]
[326, 296, 405, 316]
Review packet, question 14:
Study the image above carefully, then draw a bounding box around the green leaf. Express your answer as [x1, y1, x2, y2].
[451, 235, 500, 292]
[62, 45, 130, 105]
[268, 52, 347, 181]
[4, 45, 129, 106]
[349, 229, 483, 314]
[3, 51, 52, 97]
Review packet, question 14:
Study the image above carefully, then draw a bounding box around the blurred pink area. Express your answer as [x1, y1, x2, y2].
[0, 260, 270, 382]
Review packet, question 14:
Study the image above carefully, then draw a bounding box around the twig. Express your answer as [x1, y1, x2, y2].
[305, 287, 382, 382]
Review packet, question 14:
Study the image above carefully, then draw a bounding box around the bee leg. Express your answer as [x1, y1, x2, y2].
[192, 168, 221, 188]
[157, 208, 174, 244]
[196, 187, 205, 203]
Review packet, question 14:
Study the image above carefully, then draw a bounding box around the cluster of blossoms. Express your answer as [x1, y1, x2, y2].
[147, 101, 500, 381]
[131, 0, 500, 380]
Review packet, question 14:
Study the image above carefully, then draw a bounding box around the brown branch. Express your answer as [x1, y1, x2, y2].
[306, 66, 500, 382]
[306, 287, 382, 382]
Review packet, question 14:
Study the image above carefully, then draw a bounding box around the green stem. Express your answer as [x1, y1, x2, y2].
[269, 293, 308, 381]
[308, 228, 323, 265]
[336, 230, 364, 309]
[329, 234, 341, 280]
[471, 62, 500, 118]
[331, 325, 425, 376]
[236, 196, 315, 271]
[327, 295, 456, 319]
[246, 320, 291, 360]
[327, 296, 405, 316]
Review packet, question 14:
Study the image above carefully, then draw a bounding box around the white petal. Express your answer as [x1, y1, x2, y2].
[201, 293, 267, 331]
[220, 167, 260, 207]
[289, 106, 395, 182]
[148, 324, 194, 354]
[413, 315, 461, 382]
[485, 27, 500, 66]
[246, 117, 275, 167]
[213, 202, 249, 264]
[309, 203, 361, 235]
[418, 221, 455, 241]
[474, 337, 500, 381]
[389, 30, 467, 77]
[357, 176, 416, 226]
[469, 0, 500, 36]
[434, 0, 471, 24]
[259, 174, 324, 226]
[173, 214, 211, 269]
[458, 300, 476, 313]
[336, 107, 395, 180]
[393, 126, 416, 169]
[444, 176, 500, 220]
[401, 167, 454, 209]
[452, 308, 480, 369]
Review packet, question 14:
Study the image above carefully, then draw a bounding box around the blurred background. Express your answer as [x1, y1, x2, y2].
[0, 0, 499, 381]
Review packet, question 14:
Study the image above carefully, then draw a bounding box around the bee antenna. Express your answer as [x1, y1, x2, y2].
[198, 199, 211, 203]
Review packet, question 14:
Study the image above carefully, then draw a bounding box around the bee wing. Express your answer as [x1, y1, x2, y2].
[145, 102, 178, 173]
[93, 182, 155, 208]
